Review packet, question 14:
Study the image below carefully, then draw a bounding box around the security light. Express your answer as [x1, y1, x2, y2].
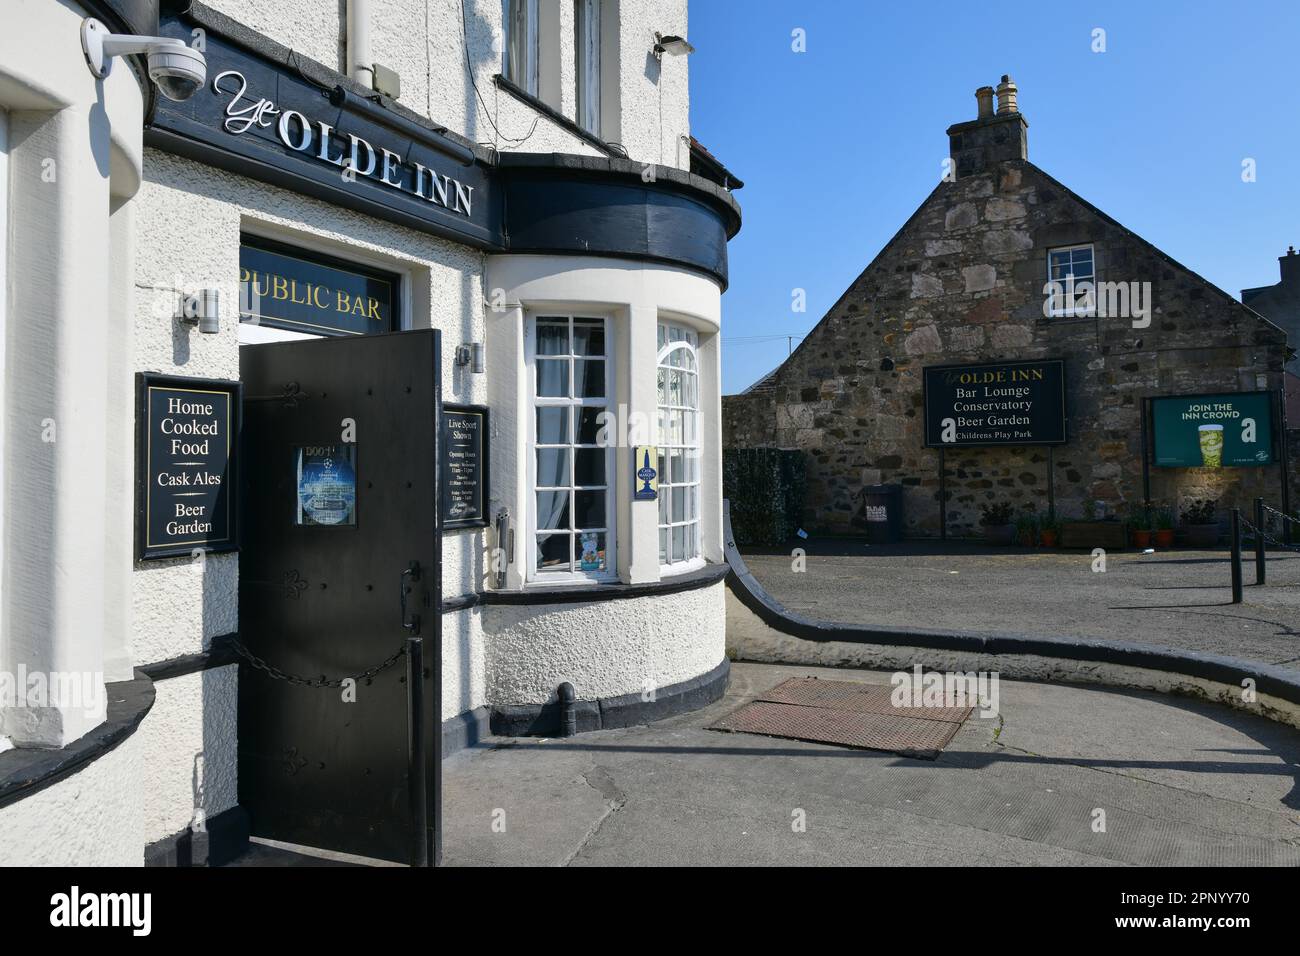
[80, 18, 207, 102]
[652, 33, 695, 59]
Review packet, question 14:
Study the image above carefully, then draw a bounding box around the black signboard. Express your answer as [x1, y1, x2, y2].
[240, 236, 400, 336]
[924, 359, 1067, 447]
[146, 11, 499, 250]
[136, 373, 240, 560]
[440, 404, 489, 529]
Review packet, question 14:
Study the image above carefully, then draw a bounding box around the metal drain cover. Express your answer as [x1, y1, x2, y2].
[757, 677, 974, 723]
[710, 678, 972, 759]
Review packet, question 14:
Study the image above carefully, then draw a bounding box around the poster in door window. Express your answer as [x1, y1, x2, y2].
[295, 443, 357, 526]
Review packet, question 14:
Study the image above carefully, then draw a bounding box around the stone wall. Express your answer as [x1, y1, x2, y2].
[723, 160, 1289, 538]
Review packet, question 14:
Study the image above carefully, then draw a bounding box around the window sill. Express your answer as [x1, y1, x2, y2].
[492, 74, 624, 158]
[442, 562, 729, 609]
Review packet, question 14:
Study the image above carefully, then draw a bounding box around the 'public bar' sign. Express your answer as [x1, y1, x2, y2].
[924, 359, 1067, 447]
[136, 373, 240, 560]
[240, 239, 398, 337]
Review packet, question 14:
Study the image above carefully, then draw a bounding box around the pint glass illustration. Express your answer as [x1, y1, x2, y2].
[1197, 424, 1224, 468]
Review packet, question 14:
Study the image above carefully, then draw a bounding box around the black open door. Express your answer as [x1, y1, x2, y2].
[237, 330, 441, 864]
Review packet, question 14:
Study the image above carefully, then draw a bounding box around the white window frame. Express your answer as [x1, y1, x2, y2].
[657, 323, 704, 574]
[1046, 243, 1096, 318]
[574, 0, 601, 135]
[526, 313, 617, 584]
[503, 0, 540, 96]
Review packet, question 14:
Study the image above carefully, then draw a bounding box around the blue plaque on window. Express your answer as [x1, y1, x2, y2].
[295, 444, 357, 526]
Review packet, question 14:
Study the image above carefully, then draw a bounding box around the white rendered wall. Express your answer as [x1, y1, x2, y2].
[205, 0, 691, 168]
[485, 578, 725, 705]
[0, 723, 147, 866]
[0, 0, 144, 747]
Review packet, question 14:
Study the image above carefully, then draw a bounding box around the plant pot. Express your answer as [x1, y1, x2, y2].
[1131, 530, 1151, 548]
[1040, 530, 1058, 548]
[1183, 524, 1221, 548]
[983, 523, 1015, 546]
[1154, 529, 1175, 548]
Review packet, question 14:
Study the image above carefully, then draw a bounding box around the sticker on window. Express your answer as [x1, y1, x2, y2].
[295, 443, 357, 526]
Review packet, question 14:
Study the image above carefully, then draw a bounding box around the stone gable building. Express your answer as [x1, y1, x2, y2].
[723, 77, 1292, 538]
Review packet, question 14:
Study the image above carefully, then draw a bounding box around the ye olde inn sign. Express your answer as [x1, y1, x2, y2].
[136, 373, 240, 560]
[146, 12, 498, 249]
[924, 359, 1067, 447]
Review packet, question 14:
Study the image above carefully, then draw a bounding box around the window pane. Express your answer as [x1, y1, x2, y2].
[573, 319, 605, 356]
[537, 322, 568, 355]
[536, 358, 568, 397]
[657, 368, 667, 404]
[575, 359, 605, 397]
[536, 533, 570, 570]
[659, 526, 668, 564]
[658, 448, 668, 483]
[536, 406, 569, 444]
[576, 407, 605, 445]
[575, 448, 606, 486]
[536, 490, 570, 530]
[671, 488, 686, 522]
[672, 524, 686, 561]
[536, 448, 570, 487]
[658, 489, 668, 525]
[668, 449, 684, 485]
[574, 490, 606, 528]
[577, 531, 606, 571]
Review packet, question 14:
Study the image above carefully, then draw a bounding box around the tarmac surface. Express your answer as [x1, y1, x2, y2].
[742, 542, 1300, 670]
[437, 662, 1300, 866]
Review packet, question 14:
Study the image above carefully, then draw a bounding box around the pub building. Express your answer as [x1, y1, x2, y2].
[0, 0, 741, 865]
[724, 76, 1294, 540]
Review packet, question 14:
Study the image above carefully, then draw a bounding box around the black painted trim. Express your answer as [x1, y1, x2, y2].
[145, 804, 250, 867]
[721, 501, 1300, 708]
[442, 561, 729, 610]
[441, 706, 491, 756]
[0, 672, 155, 811]
[139, 638, 240, 681]
[490, 657, 730, 737]
[493, 74, 622, 158]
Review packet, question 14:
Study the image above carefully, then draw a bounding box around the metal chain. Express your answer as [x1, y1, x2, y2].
[229, 637, 407, 689]
[1240, 516, 1300, 554]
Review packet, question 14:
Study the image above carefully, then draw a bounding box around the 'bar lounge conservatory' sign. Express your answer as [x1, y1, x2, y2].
[136, 373, 240, 560]
[924, 359, 1067, 447]
[1151, 392, 1276, 468]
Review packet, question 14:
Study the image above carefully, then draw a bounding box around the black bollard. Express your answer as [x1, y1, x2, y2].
[1230, 509, 1243, 604]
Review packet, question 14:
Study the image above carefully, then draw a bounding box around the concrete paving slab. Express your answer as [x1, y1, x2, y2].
[441, 662, 1300, 866]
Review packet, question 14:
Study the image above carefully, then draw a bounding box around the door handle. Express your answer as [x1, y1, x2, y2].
[400, 560, 422, 636]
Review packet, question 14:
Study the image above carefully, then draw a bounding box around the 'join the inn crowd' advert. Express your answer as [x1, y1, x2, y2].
[136, 373, 240, 560]
[923, 359, 1068, 447]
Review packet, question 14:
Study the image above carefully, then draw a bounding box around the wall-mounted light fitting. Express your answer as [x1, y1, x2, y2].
[178, 289, 221, 334]
[652, 33, 695, 59]
[455, 342, 486, 374]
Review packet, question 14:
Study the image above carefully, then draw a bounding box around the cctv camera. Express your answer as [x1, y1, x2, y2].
[81, 18, 208, 102]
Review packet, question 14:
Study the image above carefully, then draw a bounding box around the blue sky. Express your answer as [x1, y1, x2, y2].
[688, 0, 1300, 394]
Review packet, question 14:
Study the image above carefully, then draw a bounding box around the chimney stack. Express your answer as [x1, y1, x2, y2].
[995, 74, 1018, 114]
[946, 75, 1028, 180]
[1281, 246, 1300, 286]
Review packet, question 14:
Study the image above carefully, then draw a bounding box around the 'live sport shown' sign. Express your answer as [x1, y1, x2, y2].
[1151, 392, 1276, 468]
[240, 240, 398, 337]
[924, 359, 1067, 447]
[136, 373, 240, 560]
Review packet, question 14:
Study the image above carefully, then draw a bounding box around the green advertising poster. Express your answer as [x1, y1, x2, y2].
[1151, 392, 1275, 468]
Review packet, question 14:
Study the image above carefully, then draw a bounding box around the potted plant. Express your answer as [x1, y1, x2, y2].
[1015, 512, 1039, 547]
[1153, 506, 1175, 548]
[979, 501, 1015, 545]
[1039, 512, 1060, 548]
[1128, 507, 1153, 549]
[1059, 499, 1128, 549]
[1180, 499, 1220, 547]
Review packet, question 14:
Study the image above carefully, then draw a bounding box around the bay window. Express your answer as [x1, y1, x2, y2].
[529, 315, 614, 581]
[657, 323, 701, 570]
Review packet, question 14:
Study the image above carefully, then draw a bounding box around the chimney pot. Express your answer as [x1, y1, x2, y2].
[995, 74, 1018, 115]
[1281, 246, 1300, 285]
[975, 86, 995, 119]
